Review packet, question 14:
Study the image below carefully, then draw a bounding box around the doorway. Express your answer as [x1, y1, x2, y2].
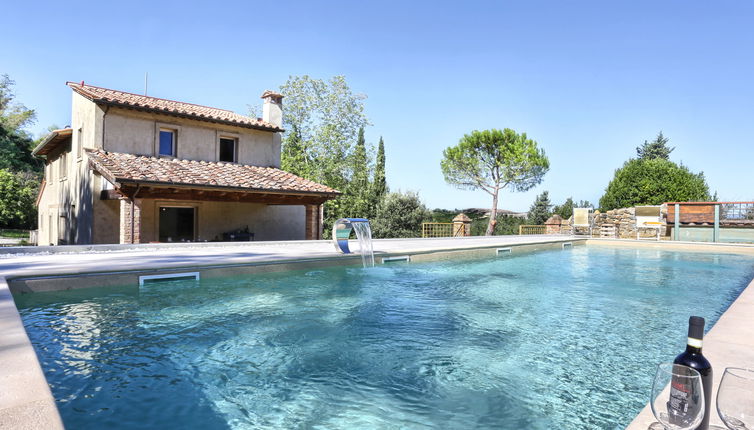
[159, 206, 195, 242]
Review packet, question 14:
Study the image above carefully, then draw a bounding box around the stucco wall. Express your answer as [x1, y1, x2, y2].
[38, 95, 289, 246]
[102, 107, 280, 167]
[92, 200, 120, 244]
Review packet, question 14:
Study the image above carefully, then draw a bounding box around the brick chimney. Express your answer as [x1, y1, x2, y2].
[261, 90, 284, 128]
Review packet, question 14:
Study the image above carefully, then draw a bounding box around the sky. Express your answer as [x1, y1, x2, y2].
[2, 1, 753, 211]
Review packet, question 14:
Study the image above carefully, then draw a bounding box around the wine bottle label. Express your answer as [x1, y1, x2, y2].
[669, 379, 690, 414]
[687, 337, 703, 348]
[668, 377, 702, 425]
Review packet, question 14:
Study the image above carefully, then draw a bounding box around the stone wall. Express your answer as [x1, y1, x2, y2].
[546, 205, 669, 239]
[593, 207, 637, 238]
[592, 205, 668, 239]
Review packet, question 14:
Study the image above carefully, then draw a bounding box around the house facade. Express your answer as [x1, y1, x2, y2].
[33, 82, 339, 245]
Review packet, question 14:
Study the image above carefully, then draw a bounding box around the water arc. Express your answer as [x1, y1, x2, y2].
[332, 218, 375, 267]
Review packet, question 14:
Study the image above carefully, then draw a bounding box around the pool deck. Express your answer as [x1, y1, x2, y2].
[0, 236, 752, 429]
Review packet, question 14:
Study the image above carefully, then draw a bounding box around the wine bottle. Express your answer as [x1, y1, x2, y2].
[673, 316, 713, 430]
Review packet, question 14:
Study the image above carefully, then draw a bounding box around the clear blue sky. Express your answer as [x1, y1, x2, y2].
[3, 1, 753, 211]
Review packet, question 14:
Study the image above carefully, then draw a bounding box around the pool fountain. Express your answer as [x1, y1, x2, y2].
[332, 218, 375, 267]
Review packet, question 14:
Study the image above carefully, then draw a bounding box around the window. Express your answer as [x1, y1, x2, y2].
[159, 129, 176, 156]
[76, 126, 83, 158]
[59, 151, 68, 180]
[219, 137, 237, 162]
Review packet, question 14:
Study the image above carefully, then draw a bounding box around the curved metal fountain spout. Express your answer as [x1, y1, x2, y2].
[332, 218, 375, 267]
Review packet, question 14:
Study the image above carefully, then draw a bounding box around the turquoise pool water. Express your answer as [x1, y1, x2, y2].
[14, 246, 754, 429]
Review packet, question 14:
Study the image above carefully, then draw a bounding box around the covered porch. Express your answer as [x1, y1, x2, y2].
[87, 149, 339, 244]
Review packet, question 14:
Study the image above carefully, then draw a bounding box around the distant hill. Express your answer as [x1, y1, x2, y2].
[461, 208, 528, 219]
[429, 207, 528, 222]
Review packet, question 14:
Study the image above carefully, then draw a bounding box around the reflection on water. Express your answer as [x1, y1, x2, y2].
[14, 247, 754, 430]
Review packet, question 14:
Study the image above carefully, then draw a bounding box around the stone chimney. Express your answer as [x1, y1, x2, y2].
[261, 90, 284, 128]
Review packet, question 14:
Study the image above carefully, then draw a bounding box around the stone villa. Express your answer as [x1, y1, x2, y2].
[32, 82, 339, 245]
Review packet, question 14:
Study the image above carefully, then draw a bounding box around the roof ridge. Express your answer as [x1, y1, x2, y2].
[66, 81, 252, 117]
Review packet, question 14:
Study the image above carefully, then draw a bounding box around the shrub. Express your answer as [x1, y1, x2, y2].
[371, 191, 430, 238]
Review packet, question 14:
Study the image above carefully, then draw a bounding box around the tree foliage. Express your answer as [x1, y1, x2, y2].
[0, 124, 41, 173]
[441, 128, 549, 236]
[599, 158, 711, 210]
[552, 197, 592, 220]
[371, 136, 387, 208]
[342, 127, 372, 218]
[636, 131, 674, 160]
[470, 214, 526, 236]
[280, 75, 369, 187]
[278, 75, 372, 230]
[371, 191, 430, 238]
[0, 74, 41, 229]
[0, 169, 36, 229]
[1, 75, 36, 132]
[527, 191, 552, 225]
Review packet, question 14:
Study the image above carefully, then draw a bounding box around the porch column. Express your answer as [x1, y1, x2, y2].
[305, 204, 321, 240]
[119, 198, 142, 244]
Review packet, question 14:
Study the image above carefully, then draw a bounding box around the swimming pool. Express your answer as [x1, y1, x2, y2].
[14, 246, 754, 429]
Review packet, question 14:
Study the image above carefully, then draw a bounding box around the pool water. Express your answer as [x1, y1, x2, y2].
[15, 246, 754, 429]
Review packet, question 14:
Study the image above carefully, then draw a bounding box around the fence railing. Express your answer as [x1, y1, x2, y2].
[720, 202, 754, 223]
[421, 222, 467, 238]
[518, 225, 546, 235]
[667, 202, 754, 226]
[422, 223, 453, 238]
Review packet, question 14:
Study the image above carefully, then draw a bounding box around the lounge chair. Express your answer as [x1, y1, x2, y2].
[635, 205, 663, 241]
[572, 208, 593, 236]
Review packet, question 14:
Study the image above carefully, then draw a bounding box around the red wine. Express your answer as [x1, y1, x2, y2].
[673, 316, 713, 430]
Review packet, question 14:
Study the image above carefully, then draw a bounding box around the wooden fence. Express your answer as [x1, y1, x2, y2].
[421, 223, 468, 238]
[518, 225, 547, 235]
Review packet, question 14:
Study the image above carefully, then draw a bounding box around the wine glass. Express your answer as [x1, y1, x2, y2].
[651, 363, 705, 430]
[717, 367, 754, 429]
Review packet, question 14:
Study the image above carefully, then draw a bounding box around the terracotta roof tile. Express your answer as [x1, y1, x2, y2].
[86, 149, 339, 196]
[67, 82, 283, 132]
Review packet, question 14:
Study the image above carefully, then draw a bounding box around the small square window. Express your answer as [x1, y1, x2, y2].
[219, 137, 237, 162]
[159, 129, 176, 156]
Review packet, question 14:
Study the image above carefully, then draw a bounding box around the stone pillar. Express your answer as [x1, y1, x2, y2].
[119, 198, 142, 244]
[305, 204, 320, 240]
[545, 214, 564, 234]
[452, 213, 472, 236]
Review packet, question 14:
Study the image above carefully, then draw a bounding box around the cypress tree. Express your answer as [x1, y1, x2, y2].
[344, 127, 370, 218]
[374, 136, 387, 198]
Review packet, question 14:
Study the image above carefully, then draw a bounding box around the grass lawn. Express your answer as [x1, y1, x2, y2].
[0, 229, 30, 239]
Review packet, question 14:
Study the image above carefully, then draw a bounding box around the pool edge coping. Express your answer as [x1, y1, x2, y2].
[4, 237, 585, 291]
[0, 275, 65, 430]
